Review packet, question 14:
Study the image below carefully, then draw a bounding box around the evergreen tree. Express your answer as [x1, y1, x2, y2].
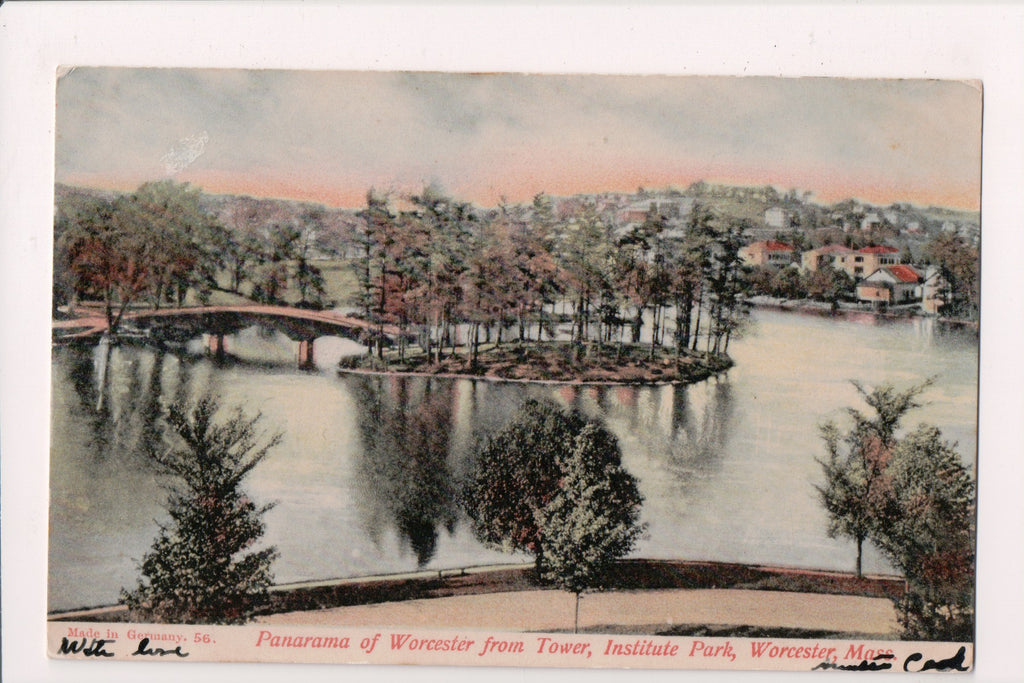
[353, 189, 395, 358]
[121, 396, 281, 624]
[535, 423, 645, 632]
[925, 232, 980, 320]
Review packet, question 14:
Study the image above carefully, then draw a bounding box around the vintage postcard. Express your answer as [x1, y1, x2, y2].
[46, 68, 980, 673]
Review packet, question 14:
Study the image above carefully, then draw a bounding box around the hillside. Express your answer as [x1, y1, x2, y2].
[53, 181, 981, 252]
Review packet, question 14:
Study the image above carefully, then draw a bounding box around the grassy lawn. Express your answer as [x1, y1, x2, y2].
[205, 258, 360, 309]
[313, 258, 360, 307]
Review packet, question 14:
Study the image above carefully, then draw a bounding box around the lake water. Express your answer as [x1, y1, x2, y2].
[47, 309, 978, 612]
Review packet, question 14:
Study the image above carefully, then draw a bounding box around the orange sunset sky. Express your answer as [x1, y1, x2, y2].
[55, 70, 982, 211]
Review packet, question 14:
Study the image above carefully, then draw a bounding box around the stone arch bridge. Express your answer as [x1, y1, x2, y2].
[52, 305, 403, 368]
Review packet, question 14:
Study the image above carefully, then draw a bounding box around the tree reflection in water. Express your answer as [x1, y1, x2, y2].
[670, 380, 734, 470]
[60, 343, 188, 465]
[348, 375, 459, 567]
[578, 379, 736, 501]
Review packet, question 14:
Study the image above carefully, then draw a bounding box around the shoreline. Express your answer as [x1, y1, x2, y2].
[47, 558, 905, 623]
[747, 296, 979, 326]
[748, 296, 922, 318]
[335, 365, 730, 387]
[338, 340, 734, 385]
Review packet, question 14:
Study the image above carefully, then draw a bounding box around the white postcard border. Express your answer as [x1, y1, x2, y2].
[3, 3, 1024, 683]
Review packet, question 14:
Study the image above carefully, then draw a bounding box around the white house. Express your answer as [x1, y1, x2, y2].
[855, 265, 923, 304]
[764, 206, 788, 229]
[860, 212, 882, 231]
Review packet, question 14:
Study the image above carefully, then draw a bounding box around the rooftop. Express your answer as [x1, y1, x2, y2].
[884, 264, 922, 283]
[750, 240, 795, 252]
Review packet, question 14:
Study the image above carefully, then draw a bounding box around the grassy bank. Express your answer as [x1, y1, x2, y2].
[48, 559, 903, 624]
[258, 559, 903, 619]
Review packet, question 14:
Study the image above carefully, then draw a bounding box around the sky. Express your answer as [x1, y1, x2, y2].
[55, 68, 982, 210]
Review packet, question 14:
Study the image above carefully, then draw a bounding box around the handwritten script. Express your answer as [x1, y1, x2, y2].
[812, 647, 971, 673]
[57, 637, 190, 659]
[132, 637, 190, 658]
[58, 637, 115, 658]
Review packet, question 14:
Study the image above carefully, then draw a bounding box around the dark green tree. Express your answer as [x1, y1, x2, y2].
[58, 194, 153, 334]
[805, 265, 855, 306]
[535, 423, 645, 632]
[555, 200, 614, 350]
[705, 219, 750, 356]
[291, 220, 327, 309]
[770, 266, 805, 300]
[121, 396, 281, 624]
[251, 225, 300, 303]
[464, 399, 645, 618]
[128, 180, 226, 308]
[464, 400, 581, 563]
[615, 207, 662, 345]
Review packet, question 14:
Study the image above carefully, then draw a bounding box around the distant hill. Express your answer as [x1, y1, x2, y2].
[53, 181, 981, 253]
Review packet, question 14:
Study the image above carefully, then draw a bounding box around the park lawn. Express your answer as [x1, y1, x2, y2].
[206, 258, 359, 309]
[312, 258, 359, 307]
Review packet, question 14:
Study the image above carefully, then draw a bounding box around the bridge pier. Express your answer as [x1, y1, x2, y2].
[298, 339, 315, 369]
[208, 333, 226, 358]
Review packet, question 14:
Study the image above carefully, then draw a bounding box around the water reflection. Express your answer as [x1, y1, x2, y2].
[49, 343, 198, 611]
[48, 308, 980, 612]
[661, 381, 734, 492]
[60, 343, 185, 465]
[569, 381, 735, 521]
[348, 375, 459, 567]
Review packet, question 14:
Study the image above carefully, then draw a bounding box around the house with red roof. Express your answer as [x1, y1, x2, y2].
[739, 240, 795, 267]
[838, 245, 902, 279]
[856, 264, 924, 304]
[801, 244, 855, 272]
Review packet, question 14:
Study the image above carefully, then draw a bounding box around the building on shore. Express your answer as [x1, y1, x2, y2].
[855, 264, 924, 305]
[838, 245, 901, 279]
[920, 265, 948, 315]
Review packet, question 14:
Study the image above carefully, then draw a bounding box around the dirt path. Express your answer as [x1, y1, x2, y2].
[258, 588, 898, 636]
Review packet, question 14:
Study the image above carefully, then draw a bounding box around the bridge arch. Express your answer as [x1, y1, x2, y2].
[54, 305, 405, 369]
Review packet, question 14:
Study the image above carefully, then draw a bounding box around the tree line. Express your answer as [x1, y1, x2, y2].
[353, 186, 751, 365]
[924, 232, 980, 320]
[54, 181, 328, 333]
[54, 179, 979, 345]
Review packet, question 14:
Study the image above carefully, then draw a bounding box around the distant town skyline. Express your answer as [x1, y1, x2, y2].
[56, 69, 982, 211]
